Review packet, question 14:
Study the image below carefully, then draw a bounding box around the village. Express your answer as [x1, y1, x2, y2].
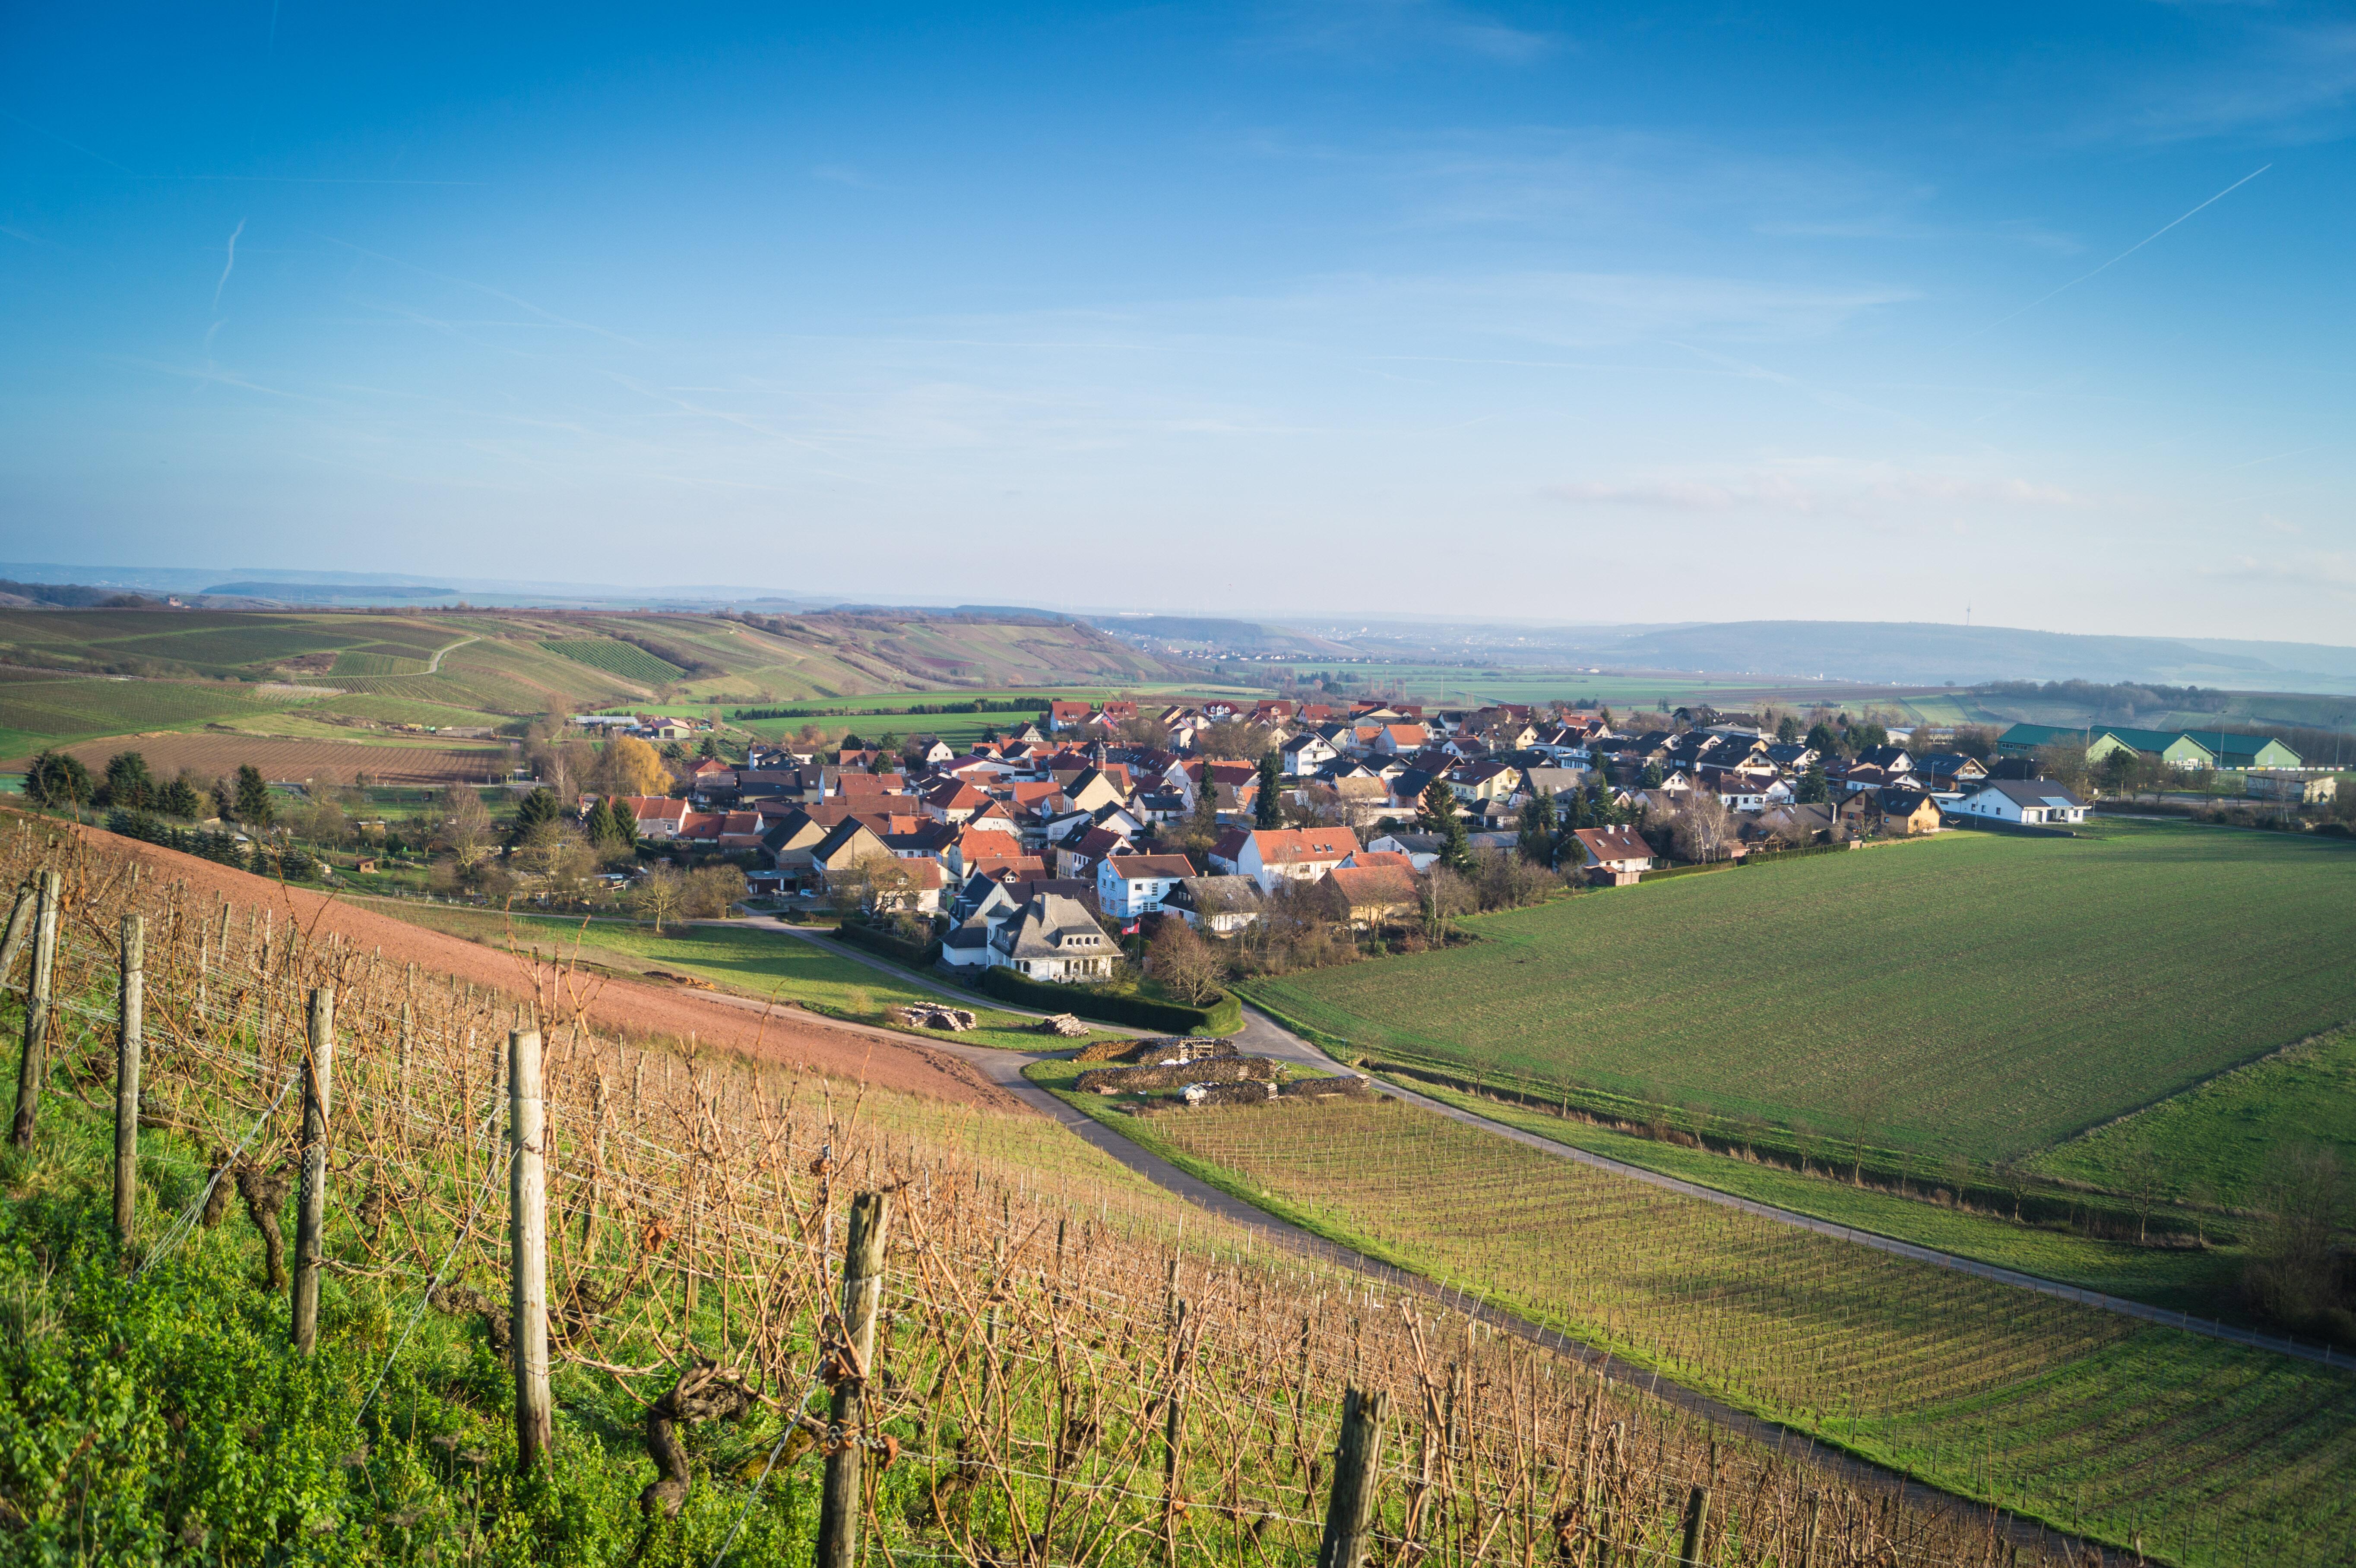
[570, 694, 2333, 984]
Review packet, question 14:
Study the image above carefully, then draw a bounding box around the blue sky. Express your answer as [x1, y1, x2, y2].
[3, 2, 2352, 639]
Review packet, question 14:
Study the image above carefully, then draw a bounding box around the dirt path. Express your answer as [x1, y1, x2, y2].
[424, 635, 478, 673]
[68, 827, 1020, 1111]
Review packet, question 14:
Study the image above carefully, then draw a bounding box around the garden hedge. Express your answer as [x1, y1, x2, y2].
[832, 920, 942, 968]
[979, 967, 1241, 1035]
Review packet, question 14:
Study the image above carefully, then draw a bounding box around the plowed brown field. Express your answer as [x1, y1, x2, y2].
[63, 822, 1018, 1111]
[16, 733, 512, 785]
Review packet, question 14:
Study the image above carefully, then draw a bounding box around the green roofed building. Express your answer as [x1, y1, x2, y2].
[1995, 722, 2089, 757]
[1995, 721, 2302, 770]
[2083, 727, 2222, 769]
[2204, 733, 2303, 770]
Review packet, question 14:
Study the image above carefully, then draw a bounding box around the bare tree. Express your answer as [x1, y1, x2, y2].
[1667, 791, 1738, 863]
[682, 864, 750, 918]
[1148, 918, 1227, 1005]
[431, 786, 497, 876]
[633, 865, 687, 932]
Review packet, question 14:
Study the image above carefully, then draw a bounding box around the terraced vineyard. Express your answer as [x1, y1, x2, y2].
[1149, 1097, 2356, 1565]
[1246, 822, 2356, 1161]
[538, 635, 684, 684]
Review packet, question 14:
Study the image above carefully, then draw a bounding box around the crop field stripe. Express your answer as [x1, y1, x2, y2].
[539, 637, 687, 683]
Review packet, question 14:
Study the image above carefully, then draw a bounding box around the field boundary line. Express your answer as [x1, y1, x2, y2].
[1244, 1006, 2348, 1374]
[2034, 1017, 2356, 1159]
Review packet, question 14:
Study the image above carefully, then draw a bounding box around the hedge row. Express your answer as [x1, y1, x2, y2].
[1634, 860, 1740, 883]
[978, 966, 1241, 1035]
[831, 920, 942, 968]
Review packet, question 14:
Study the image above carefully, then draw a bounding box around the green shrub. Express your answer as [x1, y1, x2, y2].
[830, 920, 941, 968]
[979, 966, 1240, 1035]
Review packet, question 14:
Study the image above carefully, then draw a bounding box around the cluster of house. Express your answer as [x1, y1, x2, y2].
[570, 697, 2150, 980]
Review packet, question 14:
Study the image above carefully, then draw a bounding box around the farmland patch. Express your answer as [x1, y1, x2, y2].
[540, 637, 685, 684]
[1243, 823, 2356, 1162]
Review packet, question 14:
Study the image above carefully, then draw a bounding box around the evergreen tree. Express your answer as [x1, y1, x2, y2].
[1776, 714, 1802, 744]
[1519, 788, 1557, 866]
[232, 765, 274, 826]
[1797, 764, 1830, 804]
[1805, 721, 1842, 758]
[1421, 782, 1473, 873]
[101, 750, 155, 810]
[699, 734, 721, 760]
[25, 751, 92, 809]
[159, 777, 201, 820]
[510, 786, 564, 845]
[1189, 768, 1221, 842]
[1254, 750, 1283, 828]
[1640, 761, 1664, 788]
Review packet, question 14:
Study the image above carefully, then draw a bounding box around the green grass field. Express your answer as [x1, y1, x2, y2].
[2032, 1027, 2356, 1211]
[355, 903, 1075, 1053]
[1243, 822, 2356, 1163]
[1143, 1096, 2356, 1566]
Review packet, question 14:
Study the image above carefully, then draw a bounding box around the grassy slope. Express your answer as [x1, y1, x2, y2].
[1244, 821, 2356, 1163]
[352, 902, 1071, 1054]
[1132, 1095, 2356, 1566]
[0, 999, 1177, 1563]
[2032, 1026, 2356, 1209]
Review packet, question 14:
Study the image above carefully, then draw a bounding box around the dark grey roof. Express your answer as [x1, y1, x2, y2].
[1974, 778, 2086, 808]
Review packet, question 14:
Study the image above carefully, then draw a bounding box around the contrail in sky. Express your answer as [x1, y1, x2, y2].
[212, 217, 245, 307]
[1979, 164, 2270, 333]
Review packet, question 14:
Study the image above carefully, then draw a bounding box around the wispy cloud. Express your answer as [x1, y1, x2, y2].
[1544, 461, 2094, 517]
[2108, 22, 2356, 144]
[1252, 1, 1558, 64]
[811, 164, 880, 189]
[212, 218, 245, 308]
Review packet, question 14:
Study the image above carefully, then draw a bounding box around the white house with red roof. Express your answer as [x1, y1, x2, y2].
[1208, 826, 1362, 892]
[1570, 826, 1654, 885]
[621, 796, 689, 840]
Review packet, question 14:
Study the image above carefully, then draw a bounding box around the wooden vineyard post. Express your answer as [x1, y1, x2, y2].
[1162, 1296, 1190, 1568]
[817, 1190, 891, 1568]
[0, 879, 33, 983]
[10, 870, 60, 1150]
[1317, 1386, 1388, 1568]
[1678, 1485, 1711, 1568]
[291, 987, 336, 1354]
[510, 1027, 553, 1475]
[113, 914, 144, 1245]
[1801, 1491, 1821, 1568]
